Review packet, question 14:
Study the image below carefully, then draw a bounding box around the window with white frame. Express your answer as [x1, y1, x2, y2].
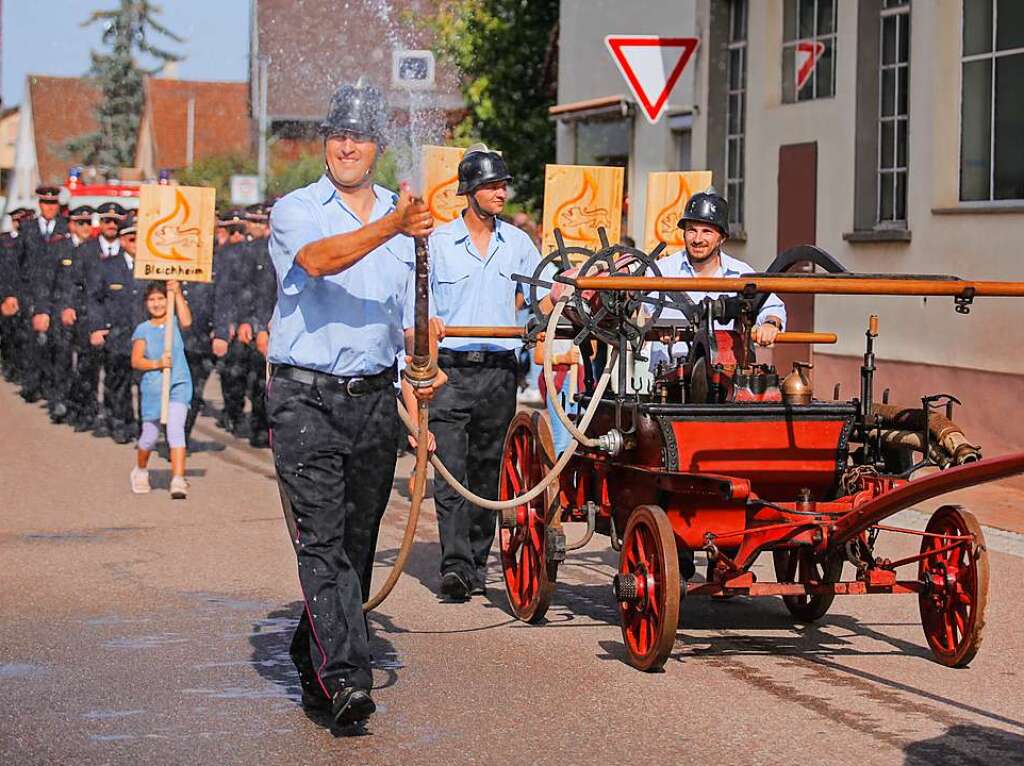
[726, 0, 748, 227]
[960, 0, 1024, 201]
[878, 0, 910, 223]
[782, 0, 838, 102]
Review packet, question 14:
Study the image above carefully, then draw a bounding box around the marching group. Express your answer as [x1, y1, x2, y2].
[0, 187, 278, 498]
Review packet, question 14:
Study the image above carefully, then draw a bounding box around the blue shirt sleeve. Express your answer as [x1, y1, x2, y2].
[269, 196, 320, 297]
[131, 322, 147, 342]
[519, 234, 542, 296]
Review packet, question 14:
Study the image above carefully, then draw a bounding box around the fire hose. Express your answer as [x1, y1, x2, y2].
[363, 258, 610, 610]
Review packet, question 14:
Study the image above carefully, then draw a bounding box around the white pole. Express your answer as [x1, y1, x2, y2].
[257, 56, 269, 198]
[186, 97, 195, 169]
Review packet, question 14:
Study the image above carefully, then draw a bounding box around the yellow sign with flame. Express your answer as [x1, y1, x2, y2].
[134, 184, 216, 283]
[642, 171, 713, 253]
[422, 145, 467, 227]
[541, 164, 624, 257]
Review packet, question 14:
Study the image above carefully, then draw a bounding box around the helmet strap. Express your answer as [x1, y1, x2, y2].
[467, 190, 497, 224]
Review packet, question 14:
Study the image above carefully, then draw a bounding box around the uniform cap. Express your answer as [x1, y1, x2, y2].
[244, 203, 269, 222]
[96, 202, 127, 219]
[36, 185, 61, 202]
[69, 205, 95, 221]
[118, 214, 137, 236]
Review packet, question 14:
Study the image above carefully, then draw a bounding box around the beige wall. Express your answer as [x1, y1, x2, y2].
[719, 0, 1024, 376]
[0, 110, 19, 170]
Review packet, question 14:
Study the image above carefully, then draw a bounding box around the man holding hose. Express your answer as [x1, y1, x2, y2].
[266, 82, 443, 727]
[426, 145, 541, 601]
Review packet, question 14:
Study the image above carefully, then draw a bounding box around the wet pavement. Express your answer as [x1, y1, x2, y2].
[2, 378, 1024, 765]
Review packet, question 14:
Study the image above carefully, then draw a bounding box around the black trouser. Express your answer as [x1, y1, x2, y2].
[184, 349, 214, 440]
[219, 340, 248, 425]
[269, 369, 399, 696]
[430, 351, 518, 590]
[69, 332, 101, 423]
[248, 347, 268, 437]
[20, 315, 53, 397]
[0, 315, 20, 378]
[49, 318, 75, 409]
[102, 349, 135, 435]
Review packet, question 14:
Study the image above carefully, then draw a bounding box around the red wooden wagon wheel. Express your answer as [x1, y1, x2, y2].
[614, 505, 681, 671]
[918, 505, 988, 667]
[499, 412, 558, 623]
[772, 548, 844, 622]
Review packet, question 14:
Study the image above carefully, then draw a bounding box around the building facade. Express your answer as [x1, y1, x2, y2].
[553, 0, 1024, 452]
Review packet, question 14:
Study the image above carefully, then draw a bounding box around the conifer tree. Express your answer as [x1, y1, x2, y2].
[67, 1, 183, 170]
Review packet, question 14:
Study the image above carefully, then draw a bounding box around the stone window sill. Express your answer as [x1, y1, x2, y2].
[931, 203, 1024, 215]
[842, 228, 912, 243]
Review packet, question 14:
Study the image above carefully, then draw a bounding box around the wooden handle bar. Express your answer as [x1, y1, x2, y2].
[571, 275, 1024, 297]
[443, 326, 837, 344]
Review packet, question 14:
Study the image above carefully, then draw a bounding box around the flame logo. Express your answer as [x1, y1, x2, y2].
[426, 172, 466, 223]
[655, 176, 692, 247]
[553, 172, 610, 243]
[145, 189, 201, 262]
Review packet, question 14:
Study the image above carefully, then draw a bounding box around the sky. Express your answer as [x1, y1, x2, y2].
[2, 0, 250, 107]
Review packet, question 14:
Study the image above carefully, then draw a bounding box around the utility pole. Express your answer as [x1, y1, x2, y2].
[257, 56, 269, 199]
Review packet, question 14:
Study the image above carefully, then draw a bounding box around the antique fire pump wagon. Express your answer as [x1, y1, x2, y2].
[488, 234, 1024, 672]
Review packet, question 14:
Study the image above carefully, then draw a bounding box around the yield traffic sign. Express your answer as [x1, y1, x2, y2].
[605, 36, 700, 124]
[795, 40, 826, 91]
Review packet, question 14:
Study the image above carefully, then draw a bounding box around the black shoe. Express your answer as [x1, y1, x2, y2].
[92, 423, 111, 438]
[112, 429, 132, 445]
[19, 389, 41, 403]
[331, 687, 375, 726]
[73, 417, 94, 433]
[49, 402, 68, 423]
[300, 686, 331, 711]
[440, 571, 471, 601]
[470, 583, 487, 597]
[249, 430, 270, 448]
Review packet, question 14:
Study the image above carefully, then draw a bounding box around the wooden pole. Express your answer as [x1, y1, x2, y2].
[160, 297, 175, 425]
[442, 325, 838, 345]
[572, 275, 1024, 297]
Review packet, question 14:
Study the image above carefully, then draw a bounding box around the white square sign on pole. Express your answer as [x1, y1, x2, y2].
[230, 174, 261, 206]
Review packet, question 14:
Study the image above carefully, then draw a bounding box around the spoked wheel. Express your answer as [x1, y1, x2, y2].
[918, 505, 988, 667]
[772, 547, 844, 622]
[614, 505, 681, 671]
[498, 412, 558, 623]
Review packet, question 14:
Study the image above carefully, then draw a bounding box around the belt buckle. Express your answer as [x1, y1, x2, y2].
[345, 376, 365, 397]
[466, 351, 485, 364]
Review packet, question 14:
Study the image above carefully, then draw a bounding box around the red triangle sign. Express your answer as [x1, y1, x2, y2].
[606, 36, 700, 124]
[795, 40, 826, 91]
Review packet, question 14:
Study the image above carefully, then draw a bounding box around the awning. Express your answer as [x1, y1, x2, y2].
[548, 95, 632, 122]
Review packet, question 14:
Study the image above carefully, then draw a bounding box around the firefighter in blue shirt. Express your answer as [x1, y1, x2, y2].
[426, 145, 542, 600]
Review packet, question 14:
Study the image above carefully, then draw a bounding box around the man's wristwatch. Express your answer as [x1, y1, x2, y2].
[763, 318, 783, 330]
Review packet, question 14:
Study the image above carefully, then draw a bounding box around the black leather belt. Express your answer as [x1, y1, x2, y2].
[270, 363, 396, 397]
[438, 348, 517, 368]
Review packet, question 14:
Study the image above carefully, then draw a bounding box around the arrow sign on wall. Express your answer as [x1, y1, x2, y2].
[605, 36, 700, 124]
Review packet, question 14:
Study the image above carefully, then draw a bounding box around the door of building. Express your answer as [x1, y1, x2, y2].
[774, 142, 817, 376]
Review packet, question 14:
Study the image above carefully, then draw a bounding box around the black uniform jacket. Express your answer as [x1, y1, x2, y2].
[87, 254, 147, 356]
[19, 217, 68, 316]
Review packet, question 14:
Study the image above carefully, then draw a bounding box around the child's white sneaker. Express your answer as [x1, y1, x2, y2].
[170, 475, 188, 500]
[130, 466, 151, 494]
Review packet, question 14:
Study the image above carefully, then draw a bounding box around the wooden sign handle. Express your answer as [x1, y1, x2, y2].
[159, 298, 175, 425]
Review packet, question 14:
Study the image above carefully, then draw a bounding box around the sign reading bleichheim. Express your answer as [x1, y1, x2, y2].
[134, 184, 216, 284]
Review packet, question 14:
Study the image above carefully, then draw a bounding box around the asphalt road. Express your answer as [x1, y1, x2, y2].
[2, 379, 1024, 765]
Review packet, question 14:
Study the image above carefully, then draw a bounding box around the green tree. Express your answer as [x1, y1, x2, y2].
[434, 0, 559, 213]
[174, 153, 256, 211]
[67, 1, 183, 169]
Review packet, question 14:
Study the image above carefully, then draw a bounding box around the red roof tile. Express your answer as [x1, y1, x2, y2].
[28, 75, 101, 184]
[144, 78, 250, 169]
